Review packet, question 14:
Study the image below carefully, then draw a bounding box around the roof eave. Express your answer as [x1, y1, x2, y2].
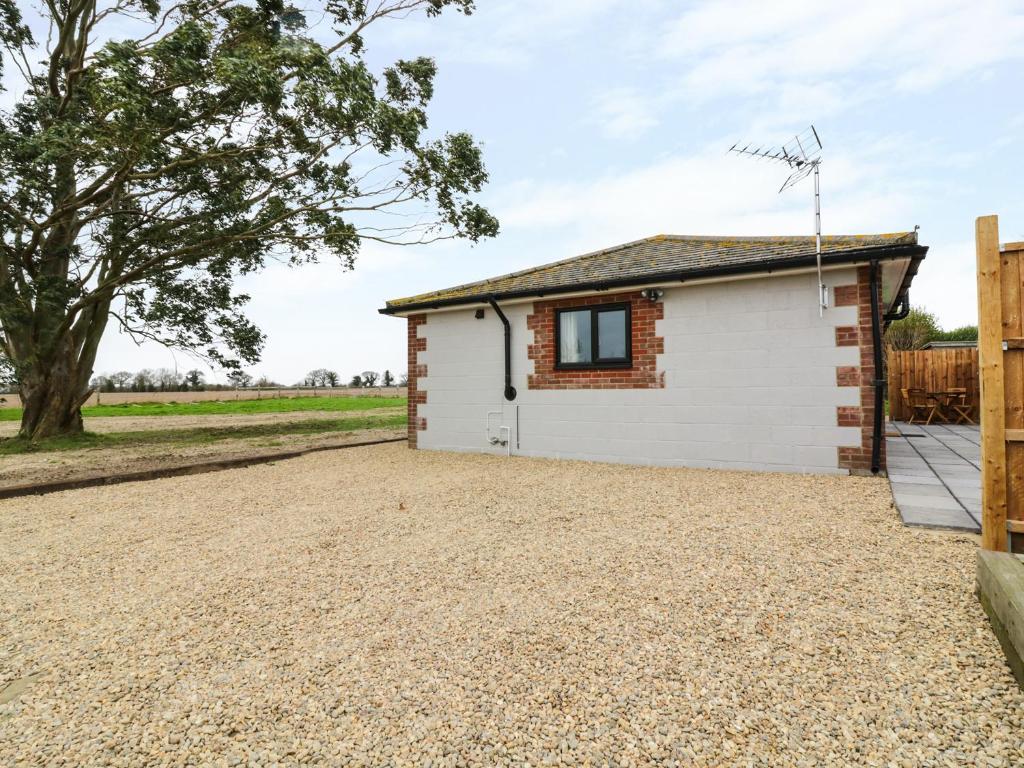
[379, 243, 928, 315]
[884, 248, 927, 325]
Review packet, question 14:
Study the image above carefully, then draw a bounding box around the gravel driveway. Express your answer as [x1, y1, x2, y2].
[1, 444, 1021, 766]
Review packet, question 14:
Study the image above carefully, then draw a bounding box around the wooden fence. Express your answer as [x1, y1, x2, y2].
[976, 215, 1024, 553]
[886, 348, 979, 422]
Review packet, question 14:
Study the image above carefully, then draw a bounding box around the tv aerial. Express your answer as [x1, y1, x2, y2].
[729, 125, 826, 315]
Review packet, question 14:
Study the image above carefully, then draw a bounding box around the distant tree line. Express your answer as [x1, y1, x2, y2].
[0, 351, 15, 392]
[309, 369, 405, 388]
[885, 308, 979, 351]
[88, 368, 276, 393]
[81, 368, 408, 393]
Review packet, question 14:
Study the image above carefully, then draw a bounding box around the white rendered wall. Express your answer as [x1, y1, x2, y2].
[415, 268, 862, 473]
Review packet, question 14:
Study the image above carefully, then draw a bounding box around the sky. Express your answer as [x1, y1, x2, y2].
[15, 0, 1024, 383]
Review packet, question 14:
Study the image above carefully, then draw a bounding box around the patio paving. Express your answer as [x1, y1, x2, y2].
[886, 421, 981, 532]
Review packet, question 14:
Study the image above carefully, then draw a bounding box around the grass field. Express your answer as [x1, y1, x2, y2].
[0, 395, 406, 421]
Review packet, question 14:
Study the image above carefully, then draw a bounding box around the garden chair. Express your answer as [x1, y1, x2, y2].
[946, 388, 975, 425]
[902, 387, 938, 425]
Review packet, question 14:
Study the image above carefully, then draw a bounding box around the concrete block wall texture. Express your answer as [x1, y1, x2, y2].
[412, 267, 875, 474]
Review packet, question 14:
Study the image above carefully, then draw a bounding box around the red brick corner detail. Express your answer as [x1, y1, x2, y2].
[835, 266, 885, 474]
[526, 292, 665, 390]
[407, 314, 427, 448]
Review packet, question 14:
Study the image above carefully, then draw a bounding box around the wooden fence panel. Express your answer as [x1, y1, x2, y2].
[975, 214, 1024, 553]
[1001, 238, 1024, 555]
[886, 348, 979, 422]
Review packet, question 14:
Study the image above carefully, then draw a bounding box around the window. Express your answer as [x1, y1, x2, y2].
[555, 303, 631, 368]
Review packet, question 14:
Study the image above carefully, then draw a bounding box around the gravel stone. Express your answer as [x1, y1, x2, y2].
[1, 443, 1021, 766]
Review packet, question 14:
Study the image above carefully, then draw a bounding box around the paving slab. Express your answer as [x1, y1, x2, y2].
[886, 422, 981, 533]
[899, 505, 980, 531]
[891, 482, 963, 498]
[892, 493, 966, 511]
[889, 474, 943, 485]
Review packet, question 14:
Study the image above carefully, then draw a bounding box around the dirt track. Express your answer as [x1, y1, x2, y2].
[0, 410, 404, 489]
[0, 409, 393, 437]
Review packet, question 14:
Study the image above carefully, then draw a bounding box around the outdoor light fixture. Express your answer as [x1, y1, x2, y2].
[641, 288, 664, 301]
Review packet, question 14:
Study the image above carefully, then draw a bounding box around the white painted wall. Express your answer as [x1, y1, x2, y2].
[416, 268, 862, 473]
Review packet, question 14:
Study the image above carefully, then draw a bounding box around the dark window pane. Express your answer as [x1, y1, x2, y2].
[559, 310, 592, 363]
[597, 308, 627, 359]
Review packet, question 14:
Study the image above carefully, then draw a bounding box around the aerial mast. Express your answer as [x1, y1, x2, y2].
[729, 126, 826, 316]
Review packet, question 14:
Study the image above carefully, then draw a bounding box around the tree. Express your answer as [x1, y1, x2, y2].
[885, 308, 941, 350]
[227, 370, 253, 388]
[324, 370, 340, 387]
[305, 368, 332, 387]
[131, 369, 156, 392]
[90, 374, 113, 392]
[110, 370, 134, 390]
[361, 370, 379, 387]
[382, 369, 394, 387]
[349, 374, 363, 387]
[0, 0, 497, 440]
[398, 372, 409, 387]
[253, 375, 279, 388]
[935, 325, 979, 343]
[183, 369, 205, 391]
[0, 351, 17, 391]
[155, 368, 182, 391]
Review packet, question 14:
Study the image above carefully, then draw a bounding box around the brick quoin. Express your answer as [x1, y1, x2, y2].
[836, 406, 861, 427]
[835, 265, 886, 474]
[834, 325, 859, 347]
[406, 314, 427, 448]
[526, 292, 665, 390]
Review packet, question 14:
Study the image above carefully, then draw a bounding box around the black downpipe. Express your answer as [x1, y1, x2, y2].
[487, 297, 517, 401]
[869, 261, 884, 474]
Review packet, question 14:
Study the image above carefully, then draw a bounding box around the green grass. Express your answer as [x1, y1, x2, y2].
[0, 395, 405, 421]
[0, 412, 407, 456]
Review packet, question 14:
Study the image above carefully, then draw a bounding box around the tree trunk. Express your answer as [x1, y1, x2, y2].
[18, 337, 93, 440]
[14, 298, 110, 441]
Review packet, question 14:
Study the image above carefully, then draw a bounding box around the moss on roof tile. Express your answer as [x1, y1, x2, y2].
[383, 232, 920, 312]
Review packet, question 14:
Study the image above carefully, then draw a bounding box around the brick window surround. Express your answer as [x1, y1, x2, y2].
[527, 292, 665, 390]
[834, 267, 885, 474]
[407, 314, 427, 447]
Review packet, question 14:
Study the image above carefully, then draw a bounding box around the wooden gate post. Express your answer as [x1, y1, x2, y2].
[977, 215, 1008, 551]
[975, 215, 1024, 553]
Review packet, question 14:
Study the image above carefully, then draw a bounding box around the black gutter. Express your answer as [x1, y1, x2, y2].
[380, 244, 927, 315]
[869, 260, 885, 475]
[487, 296, 517, 401]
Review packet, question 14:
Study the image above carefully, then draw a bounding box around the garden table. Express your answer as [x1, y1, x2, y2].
[926, 390, 976, 425]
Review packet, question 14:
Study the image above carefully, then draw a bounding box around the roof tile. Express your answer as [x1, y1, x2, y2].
[383, 232, 920, 312]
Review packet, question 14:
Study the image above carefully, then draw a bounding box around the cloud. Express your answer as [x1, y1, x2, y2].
[589, 88, 661, 140]
[908, 240, 978, 328]
[487, 139, 981, 329]
[373, 0, 633, 68]
[657, 0, 1024, 104]
[495, 141, 919, 250]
